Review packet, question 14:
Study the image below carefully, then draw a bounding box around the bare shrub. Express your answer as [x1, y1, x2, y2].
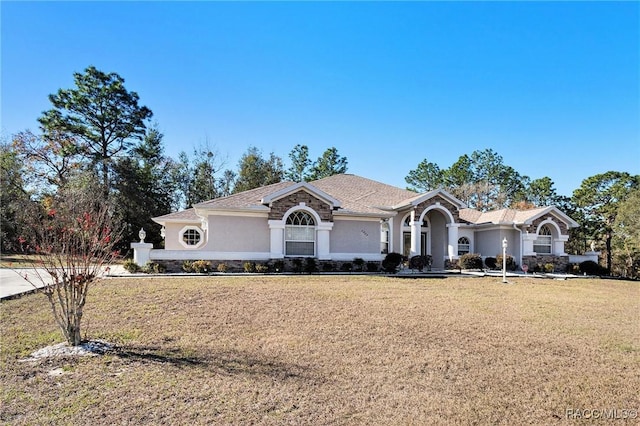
[19, 180, 122, 346]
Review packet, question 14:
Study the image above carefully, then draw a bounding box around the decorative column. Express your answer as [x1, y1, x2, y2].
[522, 232, 536, 256]
[447, 224, 459, 261]
[409, 210, 421, 257]
[316, 222, 334, 260]
[268, 220, 285, 259]
[131, 228, 153, 266]
[555, 235, 570, 255]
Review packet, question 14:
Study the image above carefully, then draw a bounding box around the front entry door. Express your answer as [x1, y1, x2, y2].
[403, 232, 427, 257]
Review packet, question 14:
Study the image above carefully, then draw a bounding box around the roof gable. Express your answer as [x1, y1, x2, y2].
[393, 189, 467, 210]
[261, 182, 342, 209]
[516, 206, 579, 228]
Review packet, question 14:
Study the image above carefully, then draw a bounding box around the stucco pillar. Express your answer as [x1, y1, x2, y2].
[268, 220, 285, 259]
[316, 222, 333, 260]
[447, 224, 459, 261]
[130, 242, 153, 266]
[522, 232, 536, 256]
[555, 235, 569, 255]
[387, 217, 394, 254]
[409, 211, 421, 257]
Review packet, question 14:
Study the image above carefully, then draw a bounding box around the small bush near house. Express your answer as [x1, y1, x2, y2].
[484, 257, 497, 270]
[123, 259, 140, 273]
[409, 255, 430, 272]
[353, 258, 365, 272]
[216, 263, 227, 273]
[182, 261, 194, 273]
[382, 252, 403, 273]
[243, 262, 256, 273]
[191, 260, 212, 273]
[567, 264, 580, 274]
[292, 258, 303, 273]
[496, 254, 517, 271]
[544, 263, 554, 273]
[142, 262, 166, 274]
[305, 258, 318, 274]
[579, 260, 605, 276]
[340, 262, 353, 272]
[367, 262, 379, 272]
[255, 263, 269, 273]
[273, 260, 285, 273]
[458, 253, 483, 270]
[322, 263, 335, 272]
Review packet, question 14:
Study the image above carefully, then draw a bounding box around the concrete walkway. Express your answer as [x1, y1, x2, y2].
[0, 265, 126, 300]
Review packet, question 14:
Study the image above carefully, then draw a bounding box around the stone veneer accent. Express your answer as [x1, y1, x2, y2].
[414, 195, 460, 222]
[522, 255, 570, 273]
[524, 215, 569, 235]
[268, 190, 334, 222]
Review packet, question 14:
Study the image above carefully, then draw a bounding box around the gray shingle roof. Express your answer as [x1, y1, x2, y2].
[311, 174, 418, 214]
[155, 174, 419, 221]
[153, 174, 573, 227]
[459, 206, 554, 225]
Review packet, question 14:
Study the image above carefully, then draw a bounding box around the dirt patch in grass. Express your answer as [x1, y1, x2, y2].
[1, 276, 638, 424]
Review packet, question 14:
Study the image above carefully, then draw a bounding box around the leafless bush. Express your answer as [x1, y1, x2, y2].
[19, 180, 122, 346]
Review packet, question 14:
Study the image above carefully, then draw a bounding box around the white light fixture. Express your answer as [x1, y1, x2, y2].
[160, 226, 166, 239]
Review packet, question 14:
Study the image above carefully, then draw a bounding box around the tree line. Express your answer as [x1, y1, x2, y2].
[1, 66, 638, 277]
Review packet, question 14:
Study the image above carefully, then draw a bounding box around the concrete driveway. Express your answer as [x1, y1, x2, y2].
[0, 266, 125, 300]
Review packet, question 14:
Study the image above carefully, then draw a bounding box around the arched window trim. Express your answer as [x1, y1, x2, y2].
[533, 224, 553, 254]
[457, 236, 470, 256]
[402, 213, 429, 228]
[285, 210, 316, 257]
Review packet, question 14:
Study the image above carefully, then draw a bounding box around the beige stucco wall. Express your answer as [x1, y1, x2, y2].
[206, 215, 270, 253]
[458, 227, 475, 252]
[330, 218, 381, 256]
[474, 228, 521, 260]
[162, 223, 202, 250]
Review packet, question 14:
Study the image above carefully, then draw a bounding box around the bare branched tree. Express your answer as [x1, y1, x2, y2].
[19, 176, 122, 346]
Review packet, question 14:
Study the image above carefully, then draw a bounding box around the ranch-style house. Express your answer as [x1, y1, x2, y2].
[133, 174, 583, 272]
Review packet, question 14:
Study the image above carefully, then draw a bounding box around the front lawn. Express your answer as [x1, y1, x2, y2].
[1, 276, 638, 424]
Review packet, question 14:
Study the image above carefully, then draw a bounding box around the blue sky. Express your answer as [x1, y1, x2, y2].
[2, 1, 638, 197]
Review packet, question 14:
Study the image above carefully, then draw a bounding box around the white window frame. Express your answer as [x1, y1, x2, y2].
[179, 225, 205, 249]
[380, 221, 390, 254]
[458, 237, 470, 256]
[285, 210, 316, 257]
[533, 225, 553, 254]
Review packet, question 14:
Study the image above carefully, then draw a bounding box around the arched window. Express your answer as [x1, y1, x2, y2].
[458, 237, 470, 255]
[285, 210, 316, 256]
[534, 225, 553, 254]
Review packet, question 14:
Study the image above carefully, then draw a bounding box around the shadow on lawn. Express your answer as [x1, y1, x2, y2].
[114, 345, 320, 382]
[114, 345, 205, 367]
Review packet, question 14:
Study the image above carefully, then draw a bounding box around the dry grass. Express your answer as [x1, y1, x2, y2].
[1, 275, 638, 425]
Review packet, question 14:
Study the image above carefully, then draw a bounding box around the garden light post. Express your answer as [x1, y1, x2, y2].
[502, 238, 508, 283]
